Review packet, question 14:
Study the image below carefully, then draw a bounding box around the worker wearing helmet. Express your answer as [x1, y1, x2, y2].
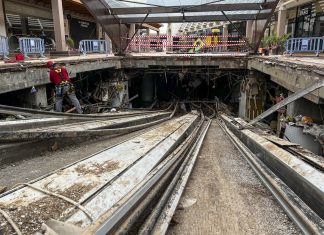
[47, 61, 83, 113]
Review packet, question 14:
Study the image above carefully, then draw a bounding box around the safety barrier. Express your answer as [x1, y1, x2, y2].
[127, 35, 247, 53]
[0, 36, 9, 59]
[285, 37, 324, 56]
[19, 37, 45, 58]
[79, 40, 111, 55]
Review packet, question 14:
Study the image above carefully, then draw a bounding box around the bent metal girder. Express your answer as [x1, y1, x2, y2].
[80, 0, 280, 54]
[0, 113, 199, 234]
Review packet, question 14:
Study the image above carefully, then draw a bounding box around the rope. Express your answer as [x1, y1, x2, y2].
[0, 209, 23, 235]
[15, 183, 94, 222]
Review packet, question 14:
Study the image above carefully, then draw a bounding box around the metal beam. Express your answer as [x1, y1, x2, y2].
[109, 3, 277, 15]
[244, 79, 324, 128]
[110, 13, 272, 24]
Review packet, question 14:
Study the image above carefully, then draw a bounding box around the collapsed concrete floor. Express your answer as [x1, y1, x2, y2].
[0, 121, 301, 234]
[0, 55, 323, 234]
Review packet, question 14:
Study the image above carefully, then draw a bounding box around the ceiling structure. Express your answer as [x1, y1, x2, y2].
[81, 0, 280, 54]
[102, 0, 279, 23]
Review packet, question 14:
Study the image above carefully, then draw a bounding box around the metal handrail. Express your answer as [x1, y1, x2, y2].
[79, 40, 111, 56]
[285, 37, 324, 56]
[19, 37, 45, 58]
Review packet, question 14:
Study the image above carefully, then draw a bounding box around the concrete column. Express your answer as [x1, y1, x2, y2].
[51, 0, 66, 51]
[146, 28, 150, 52]
[167, 23, 172, 52]
[20, 16, 28, 35]
[128, 24, 136, 52]
[104, 32, 112, 53]
[167, 23, 172, 36]
[246, 20, 253, 40]
[0, 0, 6, 36]
[97, 23, 103, 39]
[129, 24, 136, 38]
[222, 24, 228, 51]
[264, 28, 270, 37]
[277, 9, 287, 37]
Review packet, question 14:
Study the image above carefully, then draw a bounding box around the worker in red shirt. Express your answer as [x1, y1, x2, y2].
[47, 61, 82, 113]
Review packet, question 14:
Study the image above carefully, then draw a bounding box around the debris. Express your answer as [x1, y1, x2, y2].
[0, 187, 7, 194]
[51, 142, 59, 151]
[180, 197, 197, 209]
[65, 107, 76, 113]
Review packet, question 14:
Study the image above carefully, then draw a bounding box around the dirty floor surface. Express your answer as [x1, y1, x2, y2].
[167, 121, 300, 235]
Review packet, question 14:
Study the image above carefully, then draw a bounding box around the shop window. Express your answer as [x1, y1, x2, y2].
[313, 13, 324, 36]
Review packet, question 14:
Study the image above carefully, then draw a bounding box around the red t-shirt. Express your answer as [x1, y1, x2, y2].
[49, 67, 70, 85]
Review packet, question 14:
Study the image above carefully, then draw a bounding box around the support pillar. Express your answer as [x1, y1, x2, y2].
[246, 20, 253, 41]
[222, 24, 228, 51]
[129, 24, 135, 38]
[20, 16, 28, 35]
[277, 9, 287, 37]
[146, 28, 150, 52]
[167, 23, 172, 52]
[0, 0, 6, 36]
[128, 24, 135, 52]
[97, 23, 103, 39]
[51, 0, 66, 51]
[105, 33, 112, 53]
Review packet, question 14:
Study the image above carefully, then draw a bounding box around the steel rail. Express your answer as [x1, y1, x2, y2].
[0, 117, 78, 132]
[217, 118, 324, 235]
[0, 111, 173, 141]
[83, 113, 205, 234]
[0, 104, 163, 120]
[140, 120, 211, 235]
[0, 112, 198, 234]
[0, 110, 182, 199]
[114, 113, 207, 234]
[223, 116, 324, 219]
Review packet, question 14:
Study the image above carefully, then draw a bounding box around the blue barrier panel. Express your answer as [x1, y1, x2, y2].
[19, 37, 45, 58]
[285, 37, 324, 56]
[0, 36, 9, 59]
[79, 40, 111, 56]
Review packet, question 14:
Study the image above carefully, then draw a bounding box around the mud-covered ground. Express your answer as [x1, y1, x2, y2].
[167, 121, 300, 235]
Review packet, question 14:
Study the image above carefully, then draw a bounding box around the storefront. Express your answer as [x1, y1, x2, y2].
[69, 17, 97, 48]
[286, 2, 324, 37]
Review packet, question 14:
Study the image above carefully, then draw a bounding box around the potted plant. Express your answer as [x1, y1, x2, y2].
[277, 33, 291, 54]
[66, 38, 75, 51]
[259, 34, 290, 55]
[259, 37, 268, 55]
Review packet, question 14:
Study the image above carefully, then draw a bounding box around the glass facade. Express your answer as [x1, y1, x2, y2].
[286, 3, 324, 37]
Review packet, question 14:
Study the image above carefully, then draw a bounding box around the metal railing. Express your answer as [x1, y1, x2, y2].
[0, 36, 9, 59]
[79, 40, 111, 55]
[285, 37, 324, 56]
[19, 37, 45, 58]
[127, 35, 247, 54]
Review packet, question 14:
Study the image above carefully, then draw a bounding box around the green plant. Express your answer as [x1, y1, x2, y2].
[260, 33, 291, 49]
[278, 33, 291, 49]
[66, 38, 75, 50]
